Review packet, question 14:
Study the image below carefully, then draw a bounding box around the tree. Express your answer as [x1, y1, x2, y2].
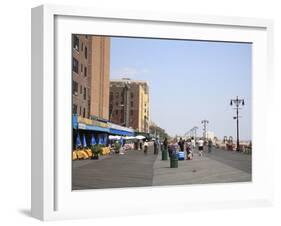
[149, 123, 170, 140]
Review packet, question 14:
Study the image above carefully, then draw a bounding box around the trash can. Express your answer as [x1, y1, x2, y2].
[170, 151, 178, 168]
[162, 148, 168, 160]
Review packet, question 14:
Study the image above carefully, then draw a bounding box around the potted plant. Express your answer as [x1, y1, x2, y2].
[114, 142, 121, 154]
[91, 144, 101, 159]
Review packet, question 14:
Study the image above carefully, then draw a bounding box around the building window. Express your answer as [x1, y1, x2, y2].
[81, 42, 83, 51]
[130, 110, 133, 116]
[115, 92, 119, 99]
[73, 35, 79, 51]
[84, 67, 87, 77]
[73, 81, 78, 95]
[72, 58, 79, 73]
[73, 104, 77, 114]
[130, 92, 134, 98]
[83, 108, 86, 118]
[115, 102, 119, 106]
[79, 106, 82, 115]
[130, 101, 133, 107]
[85, 47, 87, 59]
[80, 85, 82, 94]
[115, 110, 118, 115]
[83, 87, 86, 100]
[81, 63, 83, 72]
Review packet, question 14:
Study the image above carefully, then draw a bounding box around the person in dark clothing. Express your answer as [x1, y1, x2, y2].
[140, 140, 143, 150]
[208, 139, 213, 153]
[168, 144, 173, 158]
[163, 137, 168, 150]
[178, 137, 184, 152]
[154, 140, 158, 155]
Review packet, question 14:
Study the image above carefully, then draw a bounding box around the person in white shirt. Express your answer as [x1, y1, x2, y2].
[198, 138, 204, 156]
[191, 138, 196, 149]
[143, 140, 148, 154]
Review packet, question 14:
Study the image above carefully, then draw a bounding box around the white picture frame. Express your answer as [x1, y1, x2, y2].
[31, 4, 274, 221]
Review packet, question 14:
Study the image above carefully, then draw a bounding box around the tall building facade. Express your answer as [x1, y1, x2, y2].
[72, 35, 110, 120]
[109, 79, 150, 133]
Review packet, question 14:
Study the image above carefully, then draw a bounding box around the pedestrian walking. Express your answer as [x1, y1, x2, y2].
[157, 138, 160, 154]
[186, 141, 193, 160]
[178, 137, 184, 152]
[154, 140, 158, 155]
[140, 139, 143, 150]
[168, 144, 173, 158]
[119, 145, 125, 155]
[198, 138, 204, 156]
[134, 141, 138, 150]
[191, 137, 196, 150]
[163, 137, 168, 150]
[208, 139, 213, 153]
[144, 140, 148, 154]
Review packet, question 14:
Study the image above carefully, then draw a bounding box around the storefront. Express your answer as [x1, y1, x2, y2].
[72, 114, 135, 148]
[73, 114, 110, 148]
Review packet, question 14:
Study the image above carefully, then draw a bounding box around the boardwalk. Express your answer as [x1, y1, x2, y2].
[153, 147, 251, 186]
[72, 147, 157, 190]
[72, 146, 251, 190]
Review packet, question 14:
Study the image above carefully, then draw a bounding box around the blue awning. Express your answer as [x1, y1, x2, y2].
[73, 114, 78, 129]
[109, 128, 134, 136]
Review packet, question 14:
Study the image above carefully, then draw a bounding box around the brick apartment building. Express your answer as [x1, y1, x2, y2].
[109, 78, 150, 133]
[72, 35, 110, 120]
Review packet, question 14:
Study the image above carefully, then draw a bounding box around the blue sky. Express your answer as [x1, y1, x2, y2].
[110, 37, 252, 141]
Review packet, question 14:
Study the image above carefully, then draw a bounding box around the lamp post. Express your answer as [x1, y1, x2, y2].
[230, 96, 245, 152]
[201, 120, 209, 142]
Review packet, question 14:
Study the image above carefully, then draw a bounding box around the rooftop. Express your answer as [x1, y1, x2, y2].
[110, 78, 149, 86]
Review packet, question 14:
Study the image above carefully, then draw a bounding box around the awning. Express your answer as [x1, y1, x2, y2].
[109, 128, 134, 136]
[73, 114, 135, 136]
[78, 123, 110, 133]
[73, 114, 110, 133]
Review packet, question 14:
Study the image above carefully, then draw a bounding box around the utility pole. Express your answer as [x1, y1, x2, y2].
[123, 80, 130, 127]
[201, 120, 209, 142]
[230, 96, 245, 152]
